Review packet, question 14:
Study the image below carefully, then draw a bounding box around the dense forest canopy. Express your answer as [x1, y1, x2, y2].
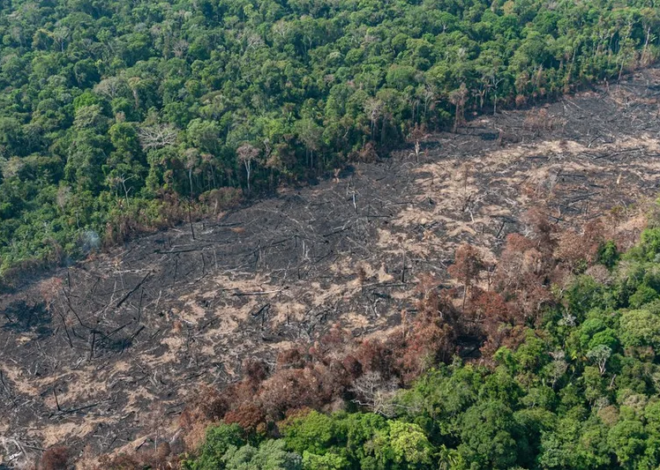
[0, 0, 658, 277]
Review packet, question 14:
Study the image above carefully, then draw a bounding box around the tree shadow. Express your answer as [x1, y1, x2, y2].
[479, 132, 499, 141]
[1, 300, 52, 335]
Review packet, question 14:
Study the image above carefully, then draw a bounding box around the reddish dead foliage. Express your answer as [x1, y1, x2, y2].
[38, 447, 69, 470]
[93, 209, 629, 470]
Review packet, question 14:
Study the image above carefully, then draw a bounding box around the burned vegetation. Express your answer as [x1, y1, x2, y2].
[3, 68, 660, 466]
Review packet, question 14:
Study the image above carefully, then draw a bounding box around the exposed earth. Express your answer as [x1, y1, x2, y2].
[3, 68, 660, 466]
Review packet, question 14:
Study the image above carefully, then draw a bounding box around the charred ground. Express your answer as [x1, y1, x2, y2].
[3, 68, 660, 464]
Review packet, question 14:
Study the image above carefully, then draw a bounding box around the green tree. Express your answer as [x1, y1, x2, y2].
[184, 424, 245, 470]
[283, 411, 342, 457]
[458, 401, 525, 469]
[619, 309, 660, 352]
[301, 452, 348, 470]
[223, 440, 302, 470]
[371, 421, 434, 469]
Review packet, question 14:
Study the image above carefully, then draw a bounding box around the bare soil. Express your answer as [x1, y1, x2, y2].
[2, 68, 660, 467]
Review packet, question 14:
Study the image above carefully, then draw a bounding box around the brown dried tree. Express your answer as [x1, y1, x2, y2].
[448, 244, 484, 311]
[39, 447, 69, 470]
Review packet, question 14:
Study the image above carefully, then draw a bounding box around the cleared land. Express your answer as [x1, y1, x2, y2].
[2, 68, 660, 464]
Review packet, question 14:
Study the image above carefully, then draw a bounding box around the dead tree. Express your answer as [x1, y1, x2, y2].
[448, 244, 484, 311]
[237, 143, 260, 195]
[351, 371, 399, 417]
[138, 125, 178, 151]
[408, 124, 426, 162]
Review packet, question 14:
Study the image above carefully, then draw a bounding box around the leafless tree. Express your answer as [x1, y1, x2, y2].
[548, 350, 568, 389]
[183, 148, 200, 199]
[237, 143, 260, 194]
[172, 39, 189, 58]
[351, 371, 399, 417]
[52, 27, 70, 52]
[587, 345, 612, 375]
[422, 85, 437, 118]
[56, 186, 72, 212]
[107, 174, 134, 209]
[364, 98, 383, 139]
[94, 77, 128, 100]
[486, 74, 504, 115]
[128, 77, 142, 108]
[138, 124, 178, 151]
[408, 124, 426, 162]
